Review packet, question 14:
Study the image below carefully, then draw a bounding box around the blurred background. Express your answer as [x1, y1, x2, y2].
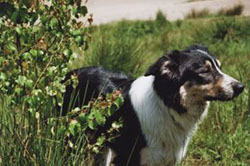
[87, 0, 250, 25]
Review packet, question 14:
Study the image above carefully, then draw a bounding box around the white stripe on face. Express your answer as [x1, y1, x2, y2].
[196, 49, 238, 98]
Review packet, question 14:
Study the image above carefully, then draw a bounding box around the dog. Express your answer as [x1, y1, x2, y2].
[61, 45, 244, 166]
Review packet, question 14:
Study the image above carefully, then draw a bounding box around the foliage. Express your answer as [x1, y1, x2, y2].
[185, 4, 244, 19]
[0, 0, 89, 106]
[0, 89, 123, 165]
[218, 4, 244, 16]
[155, 10, 170, 27]
[0, 0, 123, 165]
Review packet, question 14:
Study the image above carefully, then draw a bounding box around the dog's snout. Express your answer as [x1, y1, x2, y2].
[232, 82, 244, 97]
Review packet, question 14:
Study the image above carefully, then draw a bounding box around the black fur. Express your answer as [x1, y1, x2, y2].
[61, 66, 146, 165]
[61, 66, 131, 115]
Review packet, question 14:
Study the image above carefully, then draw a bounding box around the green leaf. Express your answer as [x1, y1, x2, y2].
[71, 29, 82, 36]
[11, 9, 19, 23]
[32, 26, 41, 33]
[68, 120, 81, 136]
[75, 36, 83, 46]
[29, 12, 38, 24]
[70, 6, 77, 16]
[15, 27, 23, 35]
[78, 113, 88, 124]
[45, 86, 57, 96]
[30, 49, 37, 57]
[48, 66, 57, 76]
[25, 79, 34, 89]
[16, 75, 27, 86]
[6, 42, 17, 52]
[15, 87, 22, 95]
[71, 52, 78, 59]
[77, 6, 88, 16]
[41, 15, 47, 24]
[50, 17, 59, 28]
[23, 52, 31, 60]
[0, 73, 7, 81]
[88, 120, 97, 130]
[95, 111, 106, 126]
[115, 96, 124, 108]
[68, 122, 76, 136]
[32, 89, 43, 97]
[66, 0, 74, 5]
[38, 50, 44, 56]
[63, 49, 72, 56]
[58, 125, 66, 135]
[56, 32, 62, 38]
[11, 8, 29, 24]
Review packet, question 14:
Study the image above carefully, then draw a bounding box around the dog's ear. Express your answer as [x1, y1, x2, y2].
[145, 51, 184, 76]
[145, 56, 169, 76]
[167, 50, 183, 62]
[187, 44, 209, 52]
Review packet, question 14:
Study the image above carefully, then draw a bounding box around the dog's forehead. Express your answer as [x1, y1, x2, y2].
[193, 49, 214, 59]
[190, 49, 222, 69]
[186, 49, 218, 64]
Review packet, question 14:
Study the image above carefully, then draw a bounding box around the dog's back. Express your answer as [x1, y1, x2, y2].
[61, 66, 131, 115]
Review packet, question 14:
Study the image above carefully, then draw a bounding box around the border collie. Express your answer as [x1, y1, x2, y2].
[62, 45, 244, 166]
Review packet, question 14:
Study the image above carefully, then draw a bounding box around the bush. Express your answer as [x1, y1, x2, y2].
[155, 10, 170, 27]
[218, 4, 244, 16]
[0, 0, 121, 165]
[186, 8, 211, 19]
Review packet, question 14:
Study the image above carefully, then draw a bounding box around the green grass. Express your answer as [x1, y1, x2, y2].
[1, 12, 250, 165]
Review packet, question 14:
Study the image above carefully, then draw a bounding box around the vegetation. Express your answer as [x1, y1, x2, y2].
[186, 8, 211, 19]
[186, 3, 245, 19]
[0, 2, 249, 166]
[218, 4, 244, 16]
[0, 0, 122, 165]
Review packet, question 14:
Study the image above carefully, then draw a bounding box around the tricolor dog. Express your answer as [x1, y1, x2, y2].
[62, 45, 244, 166]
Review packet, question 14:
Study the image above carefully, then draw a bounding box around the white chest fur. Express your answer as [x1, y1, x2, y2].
[129, 76, 209, 166]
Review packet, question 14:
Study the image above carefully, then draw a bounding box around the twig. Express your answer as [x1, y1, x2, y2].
[32, 36, 63, 90]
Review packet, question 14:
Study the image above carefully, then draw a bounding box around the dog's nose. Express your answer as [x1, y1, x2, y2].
[233, 82, 244, 97]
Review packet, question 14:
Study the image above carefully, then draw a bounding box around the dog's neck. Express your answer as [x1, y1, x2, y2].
[179, 84, 210, 119]
[129, 75, 210, 165]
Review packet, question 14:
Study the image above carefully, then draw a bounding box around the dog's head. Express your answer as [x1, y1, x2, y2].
[145, 45, 244, 108]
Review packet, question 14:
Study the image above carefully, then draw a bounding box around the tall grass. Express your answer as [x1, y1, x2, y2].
[0, 94, 90, 165]
[1, 12, 250, 165]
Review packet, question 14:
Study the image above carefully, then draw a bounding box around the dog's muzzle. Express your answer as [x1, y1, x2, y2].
[232, 82, 244, 98]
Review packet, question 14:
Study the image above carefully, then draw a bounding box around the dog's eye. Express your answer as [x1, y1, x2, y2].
[197, 69, 210, 77]
[200, 69, 209, 74]
[198, 67, 210, 74]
